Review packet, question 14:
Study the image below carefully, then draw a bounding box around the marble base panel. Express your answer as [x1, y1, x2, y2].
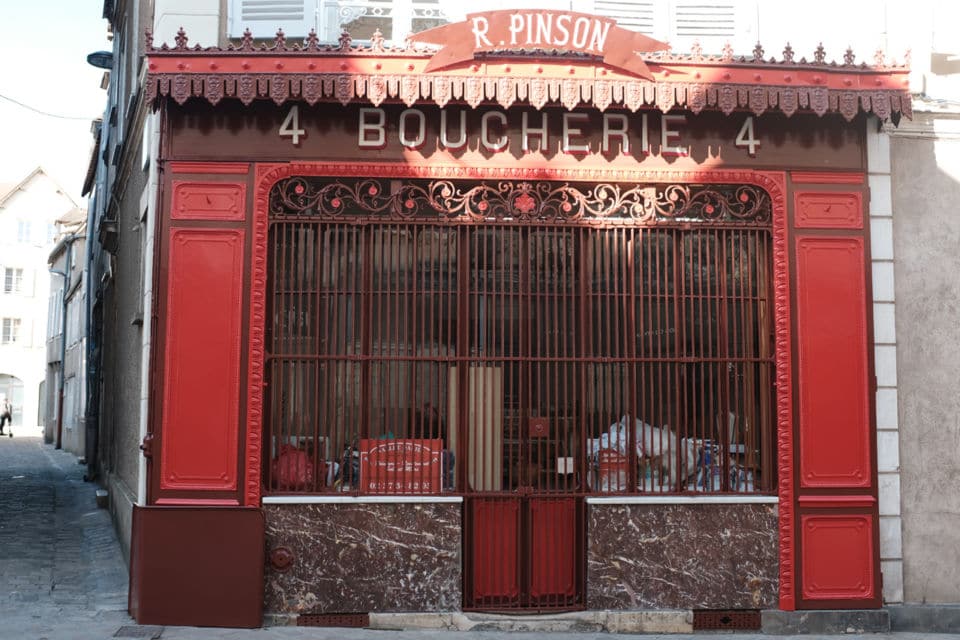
[263, 503, 462, 614]
[587, 503, 778, 610]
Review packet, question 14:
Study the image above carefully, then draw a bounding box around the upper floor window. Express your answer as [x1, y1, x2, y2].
[2, 318, 21, 345]
[228, 0, 449, 43]
[17, 220, 32, 244]
[228, 1, 755, 56]
[47, 224, 58, 245]
[4, 268, 23, 294]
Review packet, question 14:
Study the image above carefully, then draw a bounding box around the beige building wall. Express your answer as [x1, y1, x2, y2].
[889, 112, 960, 603]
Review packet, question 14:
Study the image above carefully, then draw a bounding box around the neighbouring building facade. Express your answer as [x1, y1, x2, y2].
[86, 0, 960, 632]
[45, 213, 88, 457]
[0, 168, 81, 436]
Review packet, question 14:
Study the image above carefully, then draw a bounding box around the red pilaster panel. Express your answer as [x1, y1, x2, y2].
[171, 181, 246, 221]
[795, 237, 871, 489]
[794, 192, 863, 229]
[160, 229, 245, 492]
[800, 514, 875, 600]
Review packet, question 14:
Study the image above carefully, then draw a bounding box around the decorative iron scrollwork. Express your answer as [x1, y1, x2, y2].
[270, 177, 771, 224]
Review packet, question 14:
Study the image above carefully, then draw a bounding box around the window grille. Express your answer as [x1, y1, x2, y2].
[264, 177, 775, 495]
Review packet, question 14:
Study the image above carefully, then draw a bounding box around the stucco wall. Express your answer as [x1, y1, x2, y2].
[99, 127, 150, 563]
[890, 112, 960, 604]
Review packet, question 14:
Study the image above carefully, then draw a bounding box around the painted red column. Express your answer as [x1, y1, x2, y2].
[151, 164, 251, 505]
[790, 173, 881, 608]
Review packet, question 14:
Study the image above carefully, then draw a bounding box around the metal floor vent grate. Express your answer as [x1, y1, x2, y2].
[113, 626, 164, 639]
[693, 609, 762, 630]
[297, 613, 370, 627]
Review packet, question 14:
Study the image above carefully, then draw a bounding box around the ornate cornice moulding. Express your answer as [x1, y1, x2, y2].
[145, 28, 912, 122]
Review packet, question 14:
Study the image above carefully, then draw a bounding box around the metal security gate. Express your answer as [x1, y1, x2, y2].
[459, 226, 584, 610]
[264, 176, 774, 612]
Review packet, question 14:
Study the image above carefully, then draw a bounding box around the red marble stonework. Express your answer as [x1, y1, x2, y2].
[587, 503, 779, 610]
[263, 502, 462, 614]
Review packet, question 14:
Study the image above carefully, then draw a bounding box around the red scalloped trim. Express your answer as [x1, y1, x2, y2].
[243, 165, 282, 507]
[145, 64, 911, 121]
[769, 169, 795, 611]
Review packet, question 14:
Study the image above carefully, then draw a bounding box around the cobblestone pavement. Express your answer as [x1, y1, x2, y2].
[2, 433, 958, 639]
[0, 433, 131, 640]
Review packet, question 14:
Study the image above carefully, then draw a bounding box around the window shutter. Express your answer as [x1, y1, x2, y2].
[669, 0, 755, 55]
[228, 0, 316, 39]
[593, 0, 660, 35]
[671, 1, 736, 39]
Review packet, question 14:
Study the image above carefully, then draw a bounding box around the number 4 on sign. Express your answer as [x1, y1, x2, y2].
[735, 116, 759, 156]
[279, 105, 306, 145]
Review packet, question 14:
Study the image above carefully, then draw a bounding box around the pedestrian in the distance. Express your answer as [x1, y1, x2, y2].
[0, 397, 12, 437]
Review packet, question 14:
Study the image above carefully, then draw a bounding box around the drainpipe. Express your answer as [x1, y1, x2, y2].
[49, 235, 75, 450]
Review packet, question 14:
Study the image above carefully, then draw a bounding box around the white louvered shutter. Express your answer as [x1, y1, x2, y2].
[669, 0, 756, 56]
[228, 0, 316, 39]
[592, 0, 662, 36]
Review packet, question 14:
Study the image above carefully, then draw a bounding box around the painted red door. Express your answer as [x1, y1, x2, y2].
[466, 496, 581, 610]
[790, 177, 881, 608]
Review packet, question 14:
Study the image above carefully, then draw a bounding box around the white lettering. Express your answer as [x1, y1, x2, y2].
[535, 13, 552, 46]
[481, 111, 509, 152]
[661, 114, 687, 156]
[472, 16, 492, 48]
[358, 107, 385, 148]
[508, 14, 524, 45]
[602, 113, 629, 154]
[588, 21, 611, 53]
[572, 17, 590, 49]
[522, 111, 549, 153]
[554, 14, 571, 46]
[398, 108, 426, 149]
[734, 116, 760, 156]
[562, 112, 589, 153]
[439, 109, 467, 150]
[279, 104, 306, 145]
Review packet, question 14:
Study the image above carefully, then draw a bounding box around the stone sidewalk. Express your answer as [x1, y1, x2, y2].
[2, 434, 958, 639]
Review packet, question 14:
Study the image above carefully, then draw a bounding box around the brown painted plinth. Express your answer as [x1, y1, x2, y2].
[263, 502, 462, 614]
[587, 502, 778, 610]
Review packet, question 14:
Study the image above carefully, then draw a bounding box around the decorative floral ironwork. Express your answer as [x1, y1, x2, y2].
[269, 177, 771, 225]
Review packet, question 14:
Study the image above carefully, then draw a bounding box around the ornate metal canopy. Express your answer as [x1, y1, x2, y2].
[145, 28, 912, 122]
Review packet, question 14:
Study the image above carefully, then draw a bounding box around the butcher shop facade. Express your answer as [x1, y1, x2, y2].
[130, 10, 911, 627]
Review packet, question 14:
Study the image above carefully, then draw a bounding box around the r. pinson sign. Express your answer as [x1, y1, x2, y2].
[409, 10, 669, 79]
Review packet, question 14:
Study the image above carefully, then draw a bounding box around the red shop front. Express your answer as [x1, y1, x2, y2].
[129, 12, 910, 628]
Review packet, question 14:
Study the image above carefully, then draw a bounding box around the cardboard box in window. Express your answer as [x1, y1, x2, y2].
[358, 439, 442, 494]
[595, 448, 629, 492]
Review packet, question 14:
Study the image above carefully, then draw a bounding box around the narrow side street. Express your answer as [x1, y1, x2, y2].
[0, 434, 131, 639]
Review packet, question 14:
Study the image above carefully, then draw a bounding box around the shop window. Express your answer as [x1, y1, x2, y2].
[264, 177, 774, 495]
